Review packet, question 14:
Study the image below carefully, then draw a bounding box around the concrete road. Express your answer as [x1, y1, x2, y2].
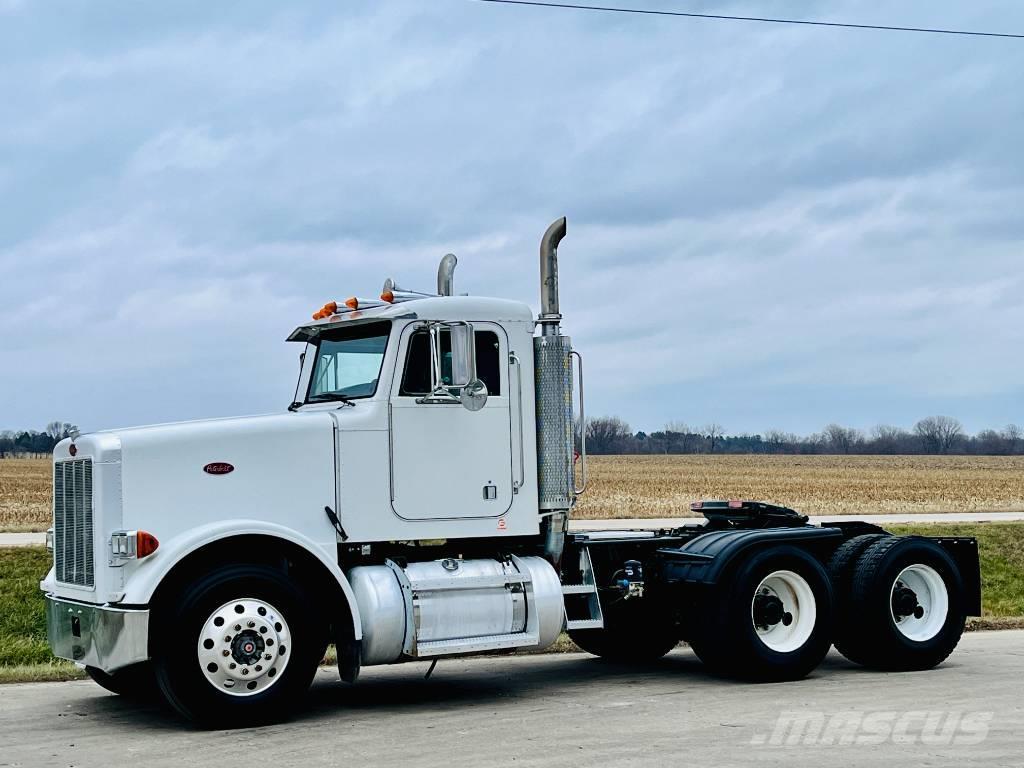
[4, 511, 1024, 547]
[2, 631, 1021, 768]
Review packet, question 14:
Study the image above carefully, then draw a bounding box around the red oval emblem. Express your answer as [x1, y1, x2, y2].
[203, 462, 234, 475]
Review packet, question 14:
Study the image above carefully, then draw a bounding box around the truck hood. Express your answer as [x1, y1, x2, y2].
[54, 411, 340, 548]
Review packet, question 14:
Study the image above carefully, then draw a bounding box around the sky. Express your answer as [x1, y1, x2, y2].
[1, 0, 1023, 436]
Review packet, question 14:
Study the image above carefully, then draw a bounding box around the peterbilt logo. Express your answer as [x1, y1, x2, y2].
[203, 462, 235, 475]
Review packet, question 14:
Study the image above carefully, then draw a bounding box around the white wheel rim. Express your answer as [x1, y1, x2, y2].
[198, 598, 292, 697]
[751, 570, 817, 653]
[890, 564, 948, 641]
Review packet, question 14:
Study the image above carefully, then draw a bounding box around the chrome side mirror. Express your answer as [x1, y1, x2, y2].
[419, 321, 488, 411]
[460, 378, 488, 412]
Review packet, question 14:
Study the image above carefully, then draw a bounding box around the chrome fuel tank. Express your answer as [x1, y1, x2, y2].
[348, 556, 564, 665]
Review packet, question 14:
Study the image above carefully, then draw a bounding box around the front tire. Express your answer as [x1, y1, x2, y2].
[151, 564, 326, 727]
[691, 545, 834, 681]
[837, 537, 965, 671]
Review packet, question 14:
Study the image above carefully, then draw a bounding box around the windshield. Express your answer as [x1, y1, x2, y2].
[306, 321, 390, 402]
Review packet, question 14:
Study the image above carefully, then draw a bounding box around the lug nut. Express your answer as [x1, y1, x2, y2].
[234, 624, 242, 632]
[242, 668, 249, 676]
[225, 636, 231, 642]
[229, 663, 237, 669]
[247, 620, 256, 628]
[265, 653, 272, 661]
[222, 650, 230, 657]
[255, 665, 263, 672]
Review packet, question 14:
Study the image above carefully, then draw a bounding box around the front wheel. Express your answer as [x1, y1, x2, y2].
[691, 545, 834, 681]
[151, 564, 327, 727]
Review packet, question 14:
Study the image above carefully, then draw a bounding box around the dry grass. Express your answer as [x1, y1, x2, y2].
[5, 454, 1024, 531]
[575, 454, 1024, 519]
[0, 458, 51, 532]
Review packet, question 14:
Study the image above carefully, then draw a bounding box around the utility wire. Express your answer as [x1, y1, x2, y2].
[471, 0, 1024, 40]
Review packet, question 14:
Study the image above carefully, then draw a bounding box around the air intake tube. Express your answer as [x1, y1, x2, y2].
[534, 217, 574, 566]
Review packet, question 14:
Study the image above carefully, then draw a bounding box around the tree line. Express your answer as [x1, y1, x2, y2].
[584, 416, 1024, 456]
[0, 423, 79, 457]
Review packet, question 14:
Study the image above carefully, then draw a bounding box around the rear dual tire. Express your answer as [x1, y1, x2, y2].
[830, 536, 966, 671]
[569, 599, 679, 661]
[691, 545, 834, 681]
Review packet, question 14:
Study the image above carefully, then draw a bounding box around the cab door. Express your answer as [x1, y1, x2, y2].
[389, 322, 514, 520]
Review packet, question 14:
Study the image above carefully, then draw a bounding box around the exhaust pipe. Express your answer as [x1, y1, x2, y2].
[538, 217, 566, 334]
[437, 253, 457, 296]
[534, 216, 573, 567]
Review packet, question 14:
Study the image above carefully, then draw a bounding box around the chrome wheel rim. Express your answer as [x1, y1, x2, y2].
[890, 564, 948, 641]
[198, 598, 291, 696]
[751, 570, 817, 653]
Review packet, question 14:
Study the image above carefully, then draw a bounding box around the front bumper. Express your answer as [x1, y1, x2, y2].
[46, 596, 149, 673]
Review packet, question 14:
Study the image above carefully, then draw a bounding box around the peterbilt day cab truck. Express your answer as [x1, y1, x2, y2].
[43, 218, 981, 726]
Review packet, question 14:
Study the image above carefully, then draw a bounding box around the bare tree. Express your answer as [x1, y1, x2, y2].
[823, 424, 861, 454]
[869, 424, 908, 454]
[914, 416, 964, 454]
[701, 423, 724, 454]
[663, 421, 692, 453]
[586, 416, 632, 455]
[1003, 424, 1023, 454]
[764, 429, 799, 453]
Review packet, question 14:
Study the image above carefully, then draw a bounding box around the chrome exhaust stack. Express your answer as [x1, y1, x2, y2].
[437, 253, 457, 296]
[538, 216, 566, 335]
[534, 216, 575, 566]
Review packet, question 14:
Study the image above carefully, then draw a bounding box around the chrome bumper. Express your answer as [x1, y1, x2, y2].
[46, 596, 149, 673]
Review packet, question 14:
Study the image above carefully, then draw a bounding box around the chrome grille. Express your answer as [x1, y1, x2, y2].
[54, 459, 94, 587]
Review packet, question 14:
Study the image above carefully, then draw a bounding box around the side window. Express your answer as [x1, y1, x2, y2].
[400, 329, 502, 396]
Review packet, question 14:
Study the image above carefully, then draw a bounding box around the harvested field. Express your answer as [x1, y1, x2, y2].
[574, 454, 1024, 519]
[0, 459, 51, 532]
[4, 454, 1024, 531]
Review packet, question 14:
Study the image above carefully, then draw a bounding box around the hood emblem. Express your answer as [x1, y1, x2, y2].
[203, 462, 235, 475]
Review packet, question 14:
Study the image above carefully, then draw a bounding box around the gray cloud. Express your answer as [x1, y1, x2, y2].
[1, 0, 1022, 435]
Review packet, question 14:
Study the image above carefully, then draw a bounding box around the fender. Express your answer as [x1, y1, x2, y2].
[121, 519, 362, 641]
[655, 526, 844, 586]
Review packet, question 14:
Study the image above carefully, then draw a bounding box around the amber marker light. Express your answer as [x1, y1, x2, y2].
[344, 296, 359, 310]
[380, 290, 394, 303]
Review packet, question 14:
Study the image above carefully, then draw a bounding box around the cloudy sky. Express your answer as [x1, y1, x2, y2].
[2, 0, 1022, 436]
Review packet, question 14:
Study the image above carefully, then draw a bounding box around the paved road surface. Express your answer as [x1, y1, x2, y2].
[2, 631, 1021, 768]
[4, 511, 1023, 547]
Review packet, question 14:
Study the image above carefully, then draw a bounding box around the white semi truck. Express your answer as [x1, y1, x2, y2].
[43, 218, 981, 726]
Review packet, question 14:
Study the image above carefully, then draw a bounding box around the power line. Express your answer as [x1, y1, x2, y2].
[470, 0, 1024, 40]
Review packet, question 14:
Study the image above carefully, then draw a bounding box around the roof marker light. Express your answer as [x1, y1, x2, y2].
[344, 297, 359, 310]
[381, 290, 395, 303]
